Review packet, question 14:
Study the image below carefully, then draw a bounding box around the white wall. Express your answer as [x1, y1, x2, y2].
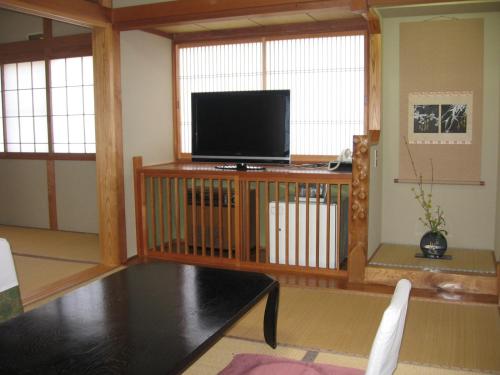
[0, 160, 49, 228]
[0, 8, 42, 43]
[52, 21, 90, 37]
[121, 30, 174, 258]
[380, 13, 500, 259]
[55, 161, 98, 233]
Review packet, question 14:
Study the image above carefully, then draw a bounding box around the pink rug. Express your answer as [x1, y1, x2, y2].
[219, 354, 365, 375]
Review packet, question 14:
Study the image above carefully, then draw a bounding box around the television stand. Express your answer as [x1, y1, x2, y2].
[215, 163, 266, 171]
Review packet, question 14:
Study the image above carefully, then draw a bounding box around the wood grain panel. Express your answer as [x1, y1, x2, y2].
[365, 266, 497, 295]
[93, 25, 126, 266]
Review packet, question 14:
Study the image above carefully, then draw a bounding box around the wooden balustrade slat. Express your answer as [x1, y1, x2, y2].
[295, 182, 299, 268]
[234, 178, 241, 262]
[326, 184, 331, 269]
[166, 178, 172, 253]
[218, 181, 223, 255]
[336, 185, 342, 269]
[149, 177, 156, 251]
[200, 179, 206, 257]
[255, 181, 260, 264]
[305, 183, 310, 267]
[315, 184, 320, 269]
[209, 179, 214, 257]
[226, 179, 232, 259]
[182, 178, 188, 254]
[159, 178, 165, 253]
[191, 178, 197, 254]
[174, 177, 180, 253]
[285, 183, 289, 266]
[265, 181, 269, 264]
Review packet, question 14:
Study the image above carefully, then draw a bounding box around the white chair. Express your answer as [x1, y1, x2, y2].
[365, 279, 412, 375]
[219, 279, 412, 375]
[0, 238, 23, 322]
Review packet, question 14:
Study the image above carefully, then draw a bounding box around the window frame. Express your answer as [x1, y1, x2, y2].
[173, 29, 369, 163]
[0, 32, 95, 161]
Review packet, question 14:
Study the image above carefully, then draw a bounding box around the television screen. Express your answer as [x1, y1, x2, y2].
[191, 90, 290, 166]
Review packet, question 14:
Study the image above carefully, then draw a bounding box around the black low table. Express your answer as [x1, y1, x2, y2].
[0, 262, 279, 374]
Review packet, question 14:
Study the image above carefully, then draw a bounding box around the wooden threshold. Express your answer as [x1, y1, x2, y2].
[22, 264, 115, 308]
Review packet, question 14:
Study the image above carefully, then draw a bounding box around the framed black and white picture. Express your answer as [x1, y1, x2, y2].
[408, 92, 473, 144]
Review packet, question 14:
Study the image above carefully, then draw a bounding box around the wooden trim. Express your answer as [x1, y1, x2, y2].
[172, 44, 180, 161]
[0, 65, 7, 152]
[112, 0, 352, 30]
[0, 0, 109, 28]
[93, 25, 126, 266]
[21, 264, 116, 307]
[0, 152, 96, 160]
[350, 0, 367, 14]
[394, 178, 485, 186]
[368, 33, 381, 132]
[46, 159, 58, 230]
[0, 34, 92, 65]
[172, 18, 366, 44]
[366, 8, 380, 34]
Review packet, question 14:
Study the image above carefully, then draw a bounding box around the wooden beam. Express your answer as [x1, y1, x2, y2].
[173, 18, 366, 44]
[0, 0, 109, 28]
[112, 0, 351, 30]
[93, 25, 127, 266]
[46, 160, 58, 230]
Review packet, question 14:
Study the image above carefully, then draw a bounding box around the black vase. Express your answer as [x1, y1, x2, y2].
[420, 231, 447, 258]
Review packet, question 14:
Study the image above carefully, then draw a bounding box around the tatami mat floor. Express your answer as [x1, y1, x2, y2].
[0, 225, 100, 300]
[1, 225, 498, 374]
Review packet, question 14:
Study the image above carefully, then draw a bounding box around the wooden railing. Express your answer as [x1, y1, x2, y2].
[134, 162, 354, 277]
[133, 135, 370, 280]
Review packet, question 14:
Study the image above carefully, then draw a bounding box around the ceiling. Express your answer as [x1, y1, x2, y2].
[153, 8, 364, 34]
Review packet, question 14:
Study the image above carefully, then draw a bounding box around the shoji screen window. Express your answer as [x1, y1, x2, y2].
[266, 36, 365, 156]
[50, 56, 95, 153]
[176, 34, 365, 159]
[177, 42, 262, 154]
[2, 61, 48, 152]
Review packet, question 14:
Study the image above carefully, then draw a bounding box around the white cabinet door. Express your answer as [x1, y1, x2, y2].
[269, 201, 336, 269]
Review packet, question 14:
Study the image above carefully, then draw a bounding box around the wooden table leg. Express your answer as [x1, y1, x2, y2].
[263, 283, 279, 348]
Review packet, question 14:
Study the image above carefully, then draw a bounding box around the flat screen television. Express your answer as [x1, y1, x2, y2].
[191, 90, 290, 170]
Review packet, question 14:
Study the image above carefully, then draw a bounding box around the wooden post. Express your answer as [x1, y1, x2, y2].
[93, 25, 126, 266]
[348, 135, 369, 282]
[133, 156, 144, 257]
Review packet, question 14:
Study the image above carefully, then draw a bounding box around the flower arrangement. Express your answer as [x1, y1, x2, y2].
[403, 137, 447, 236]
